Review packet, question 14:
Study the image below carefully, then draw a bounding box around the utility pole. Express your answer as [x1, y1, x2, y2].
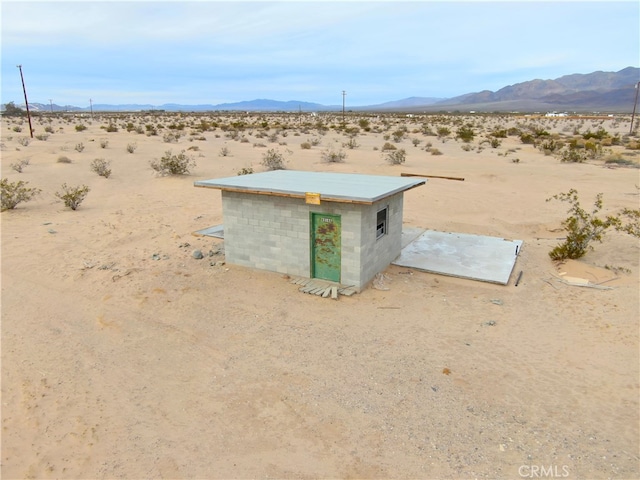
[630, 81, 640, 135]
[49, 99, 54, 114]
[89, 98, 94, 119]
[342, 90, 346, 127]
[17, 65, 34, 138]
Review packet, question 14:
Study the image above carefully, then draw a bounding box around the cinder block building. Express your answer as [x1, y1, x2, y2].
[195, 170, 425, 291]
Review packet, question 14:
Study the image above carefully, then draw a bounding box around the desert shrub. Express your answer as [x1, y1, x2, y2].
[10, 159, 29, 173]
[44, 126, 54, 134]
[430, 148, 443, 155]
[150, 150, 196, 176]
[381, 142, 397, 151]
[75, 142, 85, 152]
[57, 155, 72, 164]
[237, 166, 254, 176]
[163, 132, 181, 143]
[491, 129, 508, 138]
[489, 138, 501, 148]
[519, 132, 535, 144]
[187, 145, 200, 151]
[261, 148, 286, 170]
[90, 158, 112, 178]
[386, 148, 406, 165]
[300, 142, 312, 150]
[411, 138, 421, 147]
[582, 128, 609, 141]
[104, 124, 118, 133]
[343, 138, 359, 149]
[75, 124, 87, 132]
[1, 178, 41, 211]
[421, 125, 436, 136]
[546, 189, 640, 260]
[539, 139, 561, 154]
[35, 134, 49, 141]
[55, 183, 90, 210]
[584, 141, 603, 159]
[456, 126, 475, 143]
[12, 126, 22, 132]
[17, 137, 30, 147]
[392, 130, 405, 142]
[437, 127, 451, 139]
[219, 147, 231, 157]
[559, 148, 587, 163]
[126, 143, 137, 153]
[321, 148, 347, 163]
[99, 138, 109, 149]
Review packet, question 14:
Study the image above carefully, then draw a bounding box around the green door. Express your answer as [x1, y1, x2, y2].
[311, 213, 341, 282]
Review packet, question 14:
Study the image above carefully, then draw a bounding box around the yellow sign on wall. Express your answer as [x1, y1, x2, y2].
[305, 192, 320, 205]
[305, 192, 321, 205]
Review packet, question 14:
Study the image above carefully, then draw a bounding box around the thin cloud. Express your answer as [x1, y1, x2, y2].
[1, 1, 638, 106]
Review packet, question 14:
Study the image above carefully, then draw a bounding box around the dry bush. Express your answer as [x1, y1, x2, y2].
[321, 148, 347, 163]
[1, 178, 41, 211]
[10, 159, 29, 173]
[150, 150, 196, 176]
[90, 158, 112, 178]
[547, 189, 640, 260]
[55, 183, 90, 210]
[385, 149, 406, 165]
[261, 149, 286, 170]
[57, 155, 72, 164]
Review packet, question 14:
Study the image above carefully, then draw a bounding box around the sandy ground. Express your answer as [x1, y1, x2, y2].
[1, 113, 639, 479]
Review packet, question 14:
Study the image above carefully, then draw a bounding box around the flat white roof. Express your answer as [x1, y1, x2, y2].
[195, 170, 425, 204]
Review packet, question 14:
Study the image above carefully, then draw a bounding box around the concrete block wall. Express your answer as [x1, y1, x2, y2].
[357, 193, 404, 288]
[222, 191, 310, 276]
[220, 190, 404, 290]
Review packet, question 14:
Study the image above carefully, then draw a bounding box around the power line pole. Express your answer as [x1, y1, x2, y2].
[630, 81, 640, 135]
[49, 99, 54, 114]
[17, 65, 34, 138]
[89, 98, 94, 119]
[342, 90, 346, 126]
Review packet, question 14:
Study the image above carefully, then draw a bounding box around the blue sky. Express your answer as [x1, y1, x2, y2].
[1, 1, 638, 107]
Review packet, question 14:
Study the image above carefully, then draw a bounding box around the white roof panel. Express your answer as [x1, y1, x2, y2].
[194, 170, 425, 204]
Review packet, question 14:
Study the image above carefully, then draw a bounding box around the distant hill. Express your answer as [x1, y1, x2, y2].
[427, 66, 639, 113]
[357, 96, 445, 111]
[8, 67, 639, 114]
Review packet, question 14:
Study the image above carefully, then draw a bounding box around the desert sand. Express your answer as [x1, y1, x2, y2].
[1, 112, 639, 479]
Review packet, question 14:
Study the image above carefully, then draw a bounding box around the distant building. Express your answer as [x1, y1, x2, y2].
[195, 171, 425, 290]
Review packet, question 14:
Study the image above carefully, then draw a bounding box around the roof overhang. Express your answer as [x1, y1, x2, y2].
[194, 170, 425, 205]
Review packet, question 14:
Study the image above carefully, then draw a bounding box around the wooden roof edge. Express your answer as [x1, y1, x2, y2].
[196, 184, 375, 205]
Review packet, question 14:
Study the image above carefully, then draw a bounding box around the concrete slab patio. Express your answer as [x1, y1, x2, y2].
[393, 230, 523, 285]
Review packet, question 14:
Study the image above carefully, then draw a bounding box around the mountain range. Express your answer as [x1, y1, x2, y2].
[16, 67, 640, 114]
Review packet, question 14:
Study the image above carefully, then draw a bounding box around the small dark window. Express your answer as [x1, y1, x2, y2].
[376, 207, 388, 239]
